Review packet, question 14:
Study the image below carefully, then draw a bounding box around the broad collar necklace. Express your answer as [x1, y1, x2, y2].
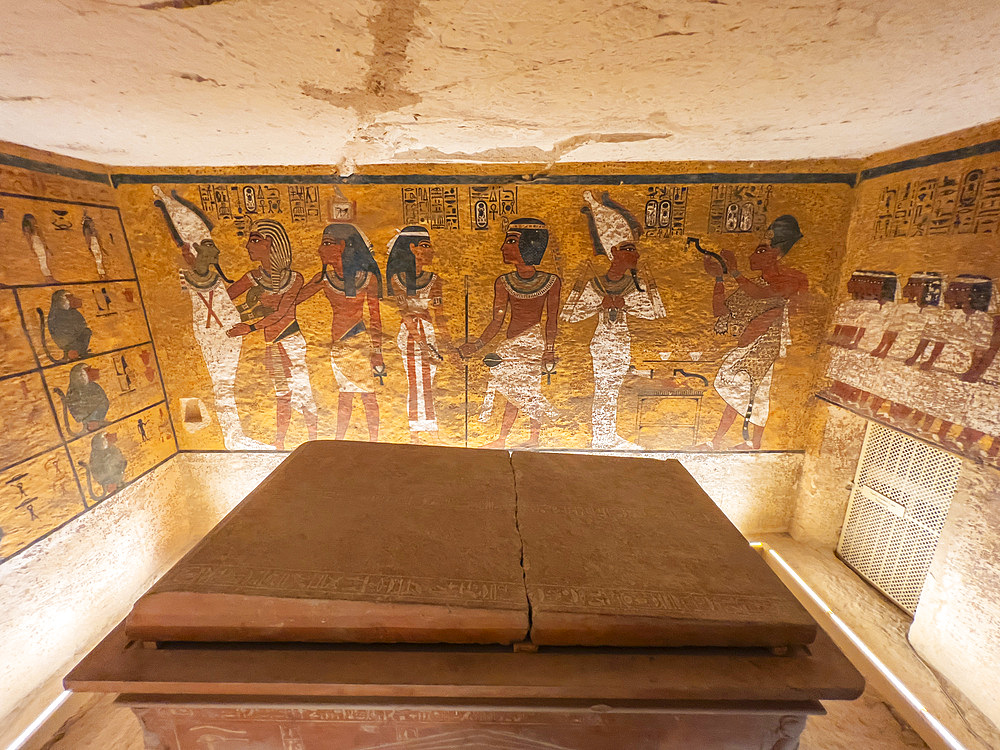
[324, 268, 368, 293]
[594, 273, 634, 296]
[504, 270, 554, 299]
[182, 267, 221, 290]
[251, 267, 293, 293]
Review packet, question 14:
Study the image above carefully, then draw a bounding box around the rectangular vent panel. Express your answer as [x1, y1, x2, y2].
[837, 423, 960, 614]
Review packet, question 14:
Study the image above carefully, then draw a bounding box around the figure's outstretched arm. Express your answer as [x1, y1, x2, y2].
[296, 271, 324, 302]
[459, 277, 508, 357]
[254, 274, 304, 331]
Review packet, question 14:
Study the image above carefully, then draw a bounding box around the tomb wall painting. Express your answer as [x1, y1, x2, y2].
[0, 143, 176, 564]
[803, 121, 1000, 733]
[114, 162, 855, 455]
[820, 132, 1000, 467]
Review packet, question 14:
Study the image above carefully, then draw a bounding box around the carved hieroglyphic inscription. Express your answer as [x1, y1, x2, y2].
[873, 167, 1000, 238]
[134, 703, 801, 750]
[530, 584, 790, 619]
[169, 564, 520, 604]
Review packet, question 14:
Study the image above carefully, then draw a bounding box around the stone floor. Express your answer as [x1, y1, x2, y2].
[801, 688, 928, 750]
[37, 685, 929, 750]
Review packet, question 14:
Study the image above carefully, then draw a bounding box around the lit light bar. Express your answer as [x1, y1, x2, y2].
[5, 690, 71, 750]
[755, 542, 969, 750]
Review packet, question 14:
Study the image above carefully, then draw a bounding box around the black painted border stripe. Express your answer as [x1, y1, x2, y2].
[0, 152, 110, 185]
[63, 399, 167, 450]
[111, 171, 859, 187]
[0, 191, 117, 210]
[5, 134, 999, 190]
[859, 137, 1000, 182]
[36, 340, 154, 373]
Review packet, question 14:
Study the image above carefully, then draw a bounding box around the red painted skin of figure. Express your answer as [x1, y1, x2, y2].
[226, 231, 317, 449]
[921, 281, 1000, 453]
[600, 241, 641, 313]
[298, 234, 384, 442]
[702, 237, 808, 450]
[459, 231, 561, 449]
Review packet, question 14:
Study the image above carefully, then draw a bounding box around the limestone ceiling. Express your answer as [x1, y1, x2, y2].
[1, 0, 999, 168]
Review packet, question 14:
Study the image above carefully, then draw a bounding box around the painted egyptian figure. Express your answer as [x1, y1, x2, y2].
[22, 213, 56, 283]
[561, 191, 665, 449]
[298, 223, 384, 442]
[81, 214, 107, 278]
[153, 186, 270, 450]
[227, 219, 318, 450]
[699, 215, 808, 450]
[386, 225, 450, 443]
[459, 217, 561, 449]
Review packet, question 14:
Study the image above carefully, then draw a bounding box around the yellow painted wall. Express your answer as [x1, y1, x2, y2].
[794, 120, 1000, 729]
[817, 120, 1000, 464]
[115, 162, 855, 454]
[0, 143, 176, 563]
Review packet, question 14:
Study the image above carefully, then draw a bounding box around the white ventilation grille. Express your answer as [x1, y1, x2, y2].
[837, 423, 960, 615]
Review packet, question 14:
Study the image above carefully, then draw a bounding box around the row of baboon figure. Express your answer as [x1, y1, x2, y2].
[827, 269, 1000, 457]
[155, 187, 809, 451]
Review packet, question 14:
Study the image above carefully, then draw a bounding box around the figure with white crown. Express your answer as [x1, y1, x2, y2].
[152, 186, 272, 450]
[561, 191, 666, 449]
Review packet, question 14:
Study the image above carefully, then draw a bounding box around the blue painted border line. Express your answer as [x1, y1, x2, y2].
[111, 171, 859, 187]
[0, 152, 111, 185]
[859, 137, 1000, 182]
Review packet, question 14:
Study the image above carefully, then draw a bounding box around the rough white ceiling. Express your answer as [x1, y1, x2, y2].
[1, 0, 999, 168]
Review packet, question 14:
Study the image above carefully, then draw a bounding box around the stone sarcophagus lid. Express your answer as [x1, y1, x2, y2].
[67, 442, 862, 749]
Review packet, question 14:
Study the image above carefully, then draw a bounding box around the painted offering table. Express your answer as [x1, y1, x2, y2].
[66, 441, 863, 749]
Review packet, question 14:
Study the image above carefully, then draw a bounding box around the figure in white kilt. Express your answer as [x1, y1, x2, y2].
[460, 218, 561, 449]
[698, 216, 808, 450]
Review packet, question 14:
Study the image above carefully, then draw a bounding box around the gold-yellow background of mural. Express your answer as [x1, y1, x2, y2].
[0, 149, 175, 562]
[117, 169, 854, 453]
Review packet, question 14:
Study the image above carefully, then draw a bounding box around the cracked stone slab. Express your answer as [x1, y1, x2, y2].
[125, 440, 529, 645]
[512, 451, 817, 648]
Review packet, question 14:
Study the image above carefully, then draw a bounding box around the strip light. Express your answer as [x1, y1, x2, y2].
[756, 543, 969, 750]
[5, 691, 71, 750]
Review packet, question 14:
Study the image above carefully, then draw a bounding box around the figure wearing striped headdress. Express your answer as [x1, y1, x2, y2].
[226, 218, 318, 450]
